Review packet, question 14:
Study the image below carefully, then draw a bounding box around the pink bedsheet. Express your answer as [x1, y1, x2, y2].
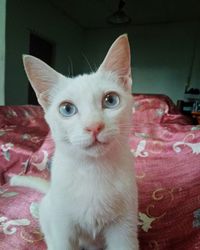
[0, 95, 200, 249]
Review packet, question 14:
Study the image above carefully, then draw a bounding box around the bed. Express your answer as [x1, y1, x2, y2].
[0, 94, 200, 249]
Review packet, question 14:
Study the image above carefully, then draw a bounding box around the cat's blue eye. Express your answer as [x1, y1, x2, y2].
[59, 102, 78, 117]
[103, 92, 120, 109]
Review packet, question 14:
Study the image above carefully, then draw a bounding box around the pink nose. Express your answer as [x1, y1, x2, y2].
[85, 122, 105, 136]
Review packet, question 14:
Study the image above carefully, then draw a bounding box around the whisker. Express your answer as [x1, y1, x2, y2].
[69, 135, 92, 146]
[67, 56, 74, 77]
[82, 53, 95, 73]
[118, 125, 133, 128]
[93, 63, 98, 71]
[114, 137, 126, 152]
[118, 125, 134, 129]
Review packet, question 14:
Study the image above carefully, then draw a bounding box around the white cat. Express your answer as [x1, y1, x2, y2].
[11, 34, 138, 250]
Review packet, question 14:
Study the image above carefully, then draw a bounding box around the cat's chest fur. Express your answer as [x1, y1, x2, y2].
[50, 151, 132, 235]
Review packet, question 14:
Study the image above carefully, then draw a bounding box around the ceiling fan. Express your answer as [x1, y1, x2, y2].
[107, 0, 131, 25]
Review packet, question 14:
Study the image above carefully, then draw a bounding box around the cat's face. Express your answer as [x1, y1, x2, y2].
[46, 71, 132, 156]
[23, 34, 133, 157]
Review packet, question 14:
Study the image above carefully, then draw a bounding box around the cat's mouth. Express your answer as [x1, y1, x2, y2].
[83, 138, 111, 156]
[86, 138, 108, 149]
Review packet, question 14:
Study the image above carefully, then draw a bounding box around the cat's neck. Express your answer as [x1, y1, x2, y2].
[50, 138, 133, 188]
[53, 139, 131, 169]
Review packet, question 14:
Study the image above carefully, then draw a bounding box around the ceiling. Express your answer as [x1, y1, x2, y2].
[49, 0, 200, 29]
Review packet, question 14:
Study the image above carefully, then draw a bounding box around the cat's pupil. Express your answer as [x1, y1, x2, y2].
[65, 104, 72, 113]
[106, 95, 114, 104]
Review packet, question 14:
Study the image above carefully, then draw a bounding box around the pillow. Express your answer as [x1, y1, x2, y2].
[0, 106, 49, 185]
[26, 132, 54, 180]
[132, 94, 179, 124]
[130, 118, 200, 249]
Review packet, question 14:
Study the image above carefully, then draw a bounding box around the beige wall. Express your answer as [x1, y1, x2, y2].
[4, 1, 200, 105]
[83, 21, 200, 103]
[5, 0, 83, 105]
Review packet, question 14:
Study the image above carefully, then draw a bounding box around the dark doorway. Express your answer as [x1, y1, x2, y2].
[28, 33, 55, 105]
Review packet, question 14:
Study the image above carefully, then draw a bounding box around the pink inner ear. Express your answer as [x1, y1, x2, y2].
[99, 35, 131, 84]
[23, 55, 63, 110]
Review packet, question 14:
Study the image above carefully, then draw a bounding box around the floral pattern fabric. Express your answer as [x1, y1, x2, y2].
[0, 95, 200, 250]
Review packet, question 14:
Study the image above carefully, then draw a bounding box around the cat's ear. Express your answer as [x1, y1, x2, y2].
[23, 55, 63, 110]
[98, 34, 132, 90]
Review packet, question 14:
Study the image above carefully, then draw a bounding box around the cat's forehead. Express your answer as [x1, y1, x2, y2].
[56, 71, 123, 101]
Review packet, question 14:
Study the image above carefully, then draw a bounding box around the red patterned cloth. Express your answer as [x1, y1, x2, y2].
[0, 95, 200, 249]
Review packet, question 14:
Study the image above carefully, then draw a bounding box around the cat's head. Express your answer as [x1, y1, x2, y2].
[23, 34, 133, 157]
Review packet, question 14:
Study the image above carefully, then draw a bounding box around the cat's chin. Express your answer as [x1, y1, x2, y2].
[81, 141, 112, 157]
[86, 140, 109, 149]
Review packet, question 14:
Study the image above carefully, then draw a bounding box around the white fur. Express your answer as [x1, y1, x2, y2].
[11, 35, 138, 250]
[10, 175, 49, 193]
